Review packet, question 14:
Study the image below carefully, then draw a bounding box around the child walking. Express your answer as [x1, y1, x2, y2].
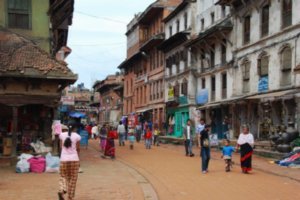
[153, 126, 160, 146]
[145, 128, 152, 149]
[221, 139, 235, 172]
[128, 129, 135, 150]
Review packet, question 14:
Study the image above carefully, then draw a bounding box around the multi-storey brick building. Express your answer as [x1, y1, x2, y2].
[119, 0, 181, 130]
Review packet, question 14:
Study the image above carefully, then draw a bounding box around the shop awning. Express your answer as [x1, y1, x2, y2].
[197, 96, 244, 110]
[136, 108, 153, 113]
[69, 111, 86, 118]
[246, 89, 298, 100]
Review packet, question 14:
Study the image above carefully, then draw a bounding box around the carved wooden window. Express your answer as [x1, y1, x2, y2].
[244, 16, 251, 44]
[181, 79, 188, 96]
[261, 5, 269, 37]
[8, 0, 31, 29]
[282, 0, 292, 29]
[258, 54, 269, 77]
[174, 82, 180, 97]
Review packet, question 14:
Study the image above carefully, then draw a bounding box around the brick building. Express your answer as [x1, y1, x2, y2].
[118, 0, 181, 130]
[93, 75, 124, 127]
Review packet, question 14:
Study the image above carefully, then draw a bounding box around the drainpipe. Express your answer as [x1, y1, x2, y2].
[295, 33, 300, 131]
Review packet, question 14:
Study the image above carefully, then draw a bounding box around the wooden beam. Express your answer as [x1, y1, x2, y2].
[219, 31, 233, 46]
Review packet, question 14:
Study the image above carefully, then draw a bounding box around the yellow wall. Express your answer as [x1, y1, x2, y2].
[0, 0, 50, 52]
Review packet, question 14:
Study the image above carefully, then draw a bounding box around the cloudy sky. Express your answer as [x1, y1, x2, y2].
[66, 0, 155, 89]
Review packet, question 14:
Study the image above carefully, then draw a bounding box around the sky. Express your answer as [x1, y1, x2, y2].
[66, 0, 155, 89]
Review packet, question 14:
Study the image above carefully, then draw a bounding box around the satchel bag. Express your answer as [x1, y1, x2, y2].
[203, 139, 210, 147]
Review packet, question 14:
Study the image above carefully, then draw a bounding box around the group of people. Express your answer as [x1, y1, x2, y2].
[56, 118, 254, 200]
[184, 118, 254, 174]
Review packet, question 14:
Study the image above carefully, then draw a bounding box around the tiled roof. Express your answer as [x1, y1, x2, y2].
[0, 28, 77, 80]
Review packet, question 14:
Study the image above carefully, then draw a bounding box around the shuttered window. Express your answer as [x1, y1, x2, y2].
[258, 55, 269, 77]
[181, 79, 188, 96]
[7, 0, 31, 29]
[261, 5, 269, 37]
[282, 0, 292, 28]
[281, 47, 292, 71]
[244, 16, 251, 44]
[242, 61, 250, 80]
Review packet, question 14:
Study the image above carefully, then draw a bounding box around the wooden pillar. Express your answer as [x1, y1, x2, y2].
[11, 106, 18, 156]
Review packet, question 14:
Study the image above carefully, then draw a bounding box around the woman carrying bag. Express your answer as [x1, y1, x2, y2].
[58, 123, 81, 200]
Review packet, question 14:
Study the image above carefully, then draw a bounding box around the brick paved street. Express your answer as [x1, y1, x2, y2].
[0, 139, 299, 200]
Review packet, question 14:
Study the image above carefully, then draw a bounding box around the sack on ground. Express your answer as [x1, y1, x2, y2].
[28, 156, 46, 173]
[45, 152, 60, 173]
[16, 153, 33, 173]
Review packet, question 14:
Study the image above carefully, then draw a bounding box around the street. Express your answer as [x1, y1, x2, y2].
[0, 140, 299, 200]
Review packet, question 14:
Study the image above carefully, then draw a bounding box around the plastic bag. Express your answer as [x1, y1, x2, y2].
[16, 153, 33, 173]
[45, 153, 60, 173]
[209, 134, 219, 147]
[16, 158, 30, 173]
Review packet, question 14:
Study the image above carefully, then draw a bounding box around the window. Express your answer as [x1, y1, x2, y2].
[221, 40, 227, 64]
[211, 76, 216, 101]
[169, 25, 173, 36]
[258, 53, 269, 77]
[222, 6, 226, 18]
[184, 12, 188, 30]
[242, 61, 250, 81]
[211, 12, 215, 25]
[181, 79, 188, 96]
[280, 46, 292, 86]
[174, 82, 180, 97]
[222, 73, 227, 99]
[202, 78, 206, 89]
[201, 18, 205, 30]
[7, 0, 31, 29]
[210, 44, 215, 68]
[160, 80, 163, 98]
[244, 16, 251, 44]
[282, 0, 292, 28]
[261, 5, 269, 37]
[176, 20, 180, 33]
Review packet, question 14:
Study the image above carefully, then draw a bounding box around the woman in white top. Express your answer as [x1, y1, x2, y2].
[236, 125, 254, 174]
[58, 123, 81, 200]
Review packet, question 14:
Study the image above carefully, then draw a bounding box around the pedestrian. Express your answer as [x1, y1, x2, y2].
[58, 123, 81, 200]
[196, 118, 205, 135]
[91, 124, 99, 140]
[117, 121, 126, 146]
[183, 119, 195, 157]
[236, 124, 254, 174]
[221, 139, 235, 172]
[145, 128, 152, 149]
[99, 124, 108, 153]
[135, 123, 142, 142]
[222, 116, 230, 139]
[102, 126, 116, 159]
[128, 130, 135, 150]
[198, 124, 211, 174]
[153, 125, 160, 146]
[85, 124, 92, 139]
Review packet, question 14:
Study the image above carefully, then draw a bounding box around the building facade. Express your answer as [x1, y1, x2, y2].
[0, 0, 76, 158]
[216, 0, 300, 138]
[93, 75, 124, 127]
[159, 0, 197, 137]
[119, 0, 182, 130]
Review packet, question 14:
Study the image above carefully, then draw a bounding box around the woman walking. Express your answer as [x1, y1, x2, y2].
[58, 123, 81, 200]
[236, 125, 254, 174]
[99, 124, 108, 152]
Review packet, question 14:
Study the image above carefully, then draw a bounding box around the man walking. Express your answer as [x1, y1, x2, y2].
[117, 121, 126, 146]
[183, 119, 194, 157]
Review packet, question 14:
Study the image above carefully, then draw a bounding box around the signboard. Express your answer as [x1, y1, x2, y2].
[61, 96, 75, 105]
[196, 89, 209, 105]
[168, 87, 174, 100]
[258, 76, 268, 92]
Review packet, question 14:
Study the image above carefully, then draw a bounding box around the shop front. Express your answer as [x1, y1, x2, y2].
[167, 106, 189, 137]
